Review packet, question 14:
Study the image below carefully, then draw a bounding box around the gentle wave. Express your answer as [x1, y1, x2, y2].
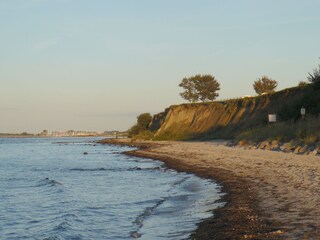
[131, 198, 167, 238]
[69, 167, 114, 172]
[0, 137, 223, 240]
[69, 166, 165, 172]
[36, 178, 63, 187]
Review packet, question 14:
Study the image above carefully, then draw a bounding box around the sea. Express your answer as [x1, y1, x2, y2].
[0, 137, 224, 240]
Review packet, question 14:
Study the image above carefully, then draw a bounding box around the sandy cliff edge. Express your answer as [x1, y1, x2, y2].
[150, 85, 320, 140]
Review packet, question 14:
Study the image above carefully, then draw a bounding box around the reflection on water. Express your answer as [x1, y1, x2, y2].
[0, 137, 224, 240]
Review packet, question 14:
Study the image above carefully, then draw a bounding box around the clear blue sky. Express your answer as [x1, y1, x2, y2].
[1, 0, 319, 133]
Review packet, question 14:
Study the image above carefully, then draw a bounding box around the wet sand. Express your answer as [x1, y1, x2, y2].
[100, 139, 320, 239]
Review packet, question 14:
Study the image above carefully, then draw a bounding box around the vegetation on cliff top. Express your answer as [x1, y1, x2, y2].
[129, 64, 320, 145]
[307, 64, 320, 83]
[179, 74, 220, 102]
[253, 76, 278, 95]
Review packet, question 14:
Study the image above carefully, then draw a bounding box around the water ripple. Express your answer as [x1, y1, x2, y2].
[36, 178, 63, 187]
[0, 137, 223, 240]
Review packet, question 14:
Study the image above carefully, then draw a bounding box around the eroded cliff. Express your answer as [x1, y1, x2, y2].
[150, 84, 320, 140]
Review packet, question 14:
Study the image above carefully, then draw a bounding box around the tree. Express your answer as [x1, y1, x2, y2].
[298, 81, 308, 87]
[128, 113, 152, 137]
[307, 64, 320, 83]
[179, 77, 198, 103]
[179, 74, 220, 102]
[137, 113, 152, 129]
[253, 76, 278, 95]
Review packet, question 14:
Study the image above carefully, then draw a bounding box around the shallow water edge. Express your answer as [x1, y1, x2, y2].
[1, 137, 224, 240]
[100, 139, 284, 240]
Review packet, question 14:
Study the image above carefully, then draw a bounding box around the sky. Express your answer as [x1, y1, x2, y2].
[1, 0, 320, 133]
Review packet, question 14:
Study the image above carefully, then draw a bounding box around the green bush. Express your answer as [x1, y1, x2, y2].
[131, 130, 154, 141]
[127, 124, 143, 138]
[128, 113, 153, 138]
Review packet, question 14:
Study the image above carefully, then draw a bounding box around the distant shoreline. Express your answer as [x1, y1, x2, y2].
[0, 135, 109, 138]
[0, 134, 39, 138]
[99, 138, 320, 239]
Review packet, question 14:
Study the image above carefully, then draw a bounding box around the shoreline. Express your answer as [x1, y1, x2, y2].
[0, 135, 107, 138]
[126, 148, 283, 240]
[99, 139, 290, 239]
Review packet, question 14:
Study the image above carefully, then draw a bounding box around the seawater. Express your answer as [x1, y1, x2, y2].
[0, 137, 224, 240]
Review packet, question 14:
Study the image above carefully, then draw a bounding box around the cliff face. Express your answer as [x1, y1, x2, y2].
[150, 84, 320, 140]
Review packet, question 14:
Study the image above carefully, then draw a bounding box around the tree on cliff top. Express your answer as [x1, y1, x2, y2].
[253, 76, 278, 95]
[179, 74, 220, 102]
[307, 64, 320, 83]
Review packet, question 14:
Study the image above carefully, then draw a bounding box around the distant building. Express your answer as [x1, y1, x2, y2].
[50, 130, 101, 137]
[67, 130, 75, 136]
[104, 130, 119, 136]
[39, 129, 49, 136]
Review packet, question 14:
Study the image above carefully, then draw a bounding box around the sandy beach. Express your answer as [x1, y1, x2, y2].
[100, 139, 320, 239]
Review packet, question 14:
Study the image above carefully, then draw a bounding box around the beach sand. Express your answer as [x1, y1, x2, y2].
[100, 139, 320, 239]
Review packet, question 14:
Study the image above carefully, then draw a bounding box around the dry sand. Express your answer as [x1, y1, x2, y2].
[101, 139, 320, 239]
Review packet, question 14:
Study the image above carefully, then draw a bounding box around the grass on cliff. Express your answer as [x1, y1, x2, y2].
[153, 130, 192, 141]
[131, 130, 154, 141]
[236, 116, 320, 145]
